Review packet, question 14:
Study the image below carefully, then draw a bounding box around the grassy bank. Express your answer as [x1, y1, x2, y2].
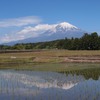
[0, 62, 100, 71]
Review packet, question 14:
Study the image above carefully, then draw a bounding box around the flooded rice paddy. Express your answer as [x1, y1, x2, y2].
[0, 70, 100, 100]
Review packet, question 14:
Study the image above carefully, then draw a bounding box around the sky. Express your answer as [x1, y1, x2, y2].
[0, 0, 100, 43]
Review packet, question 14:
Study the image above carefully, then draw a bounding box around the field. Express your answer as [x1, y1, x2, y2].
[0, 50, 100, 71]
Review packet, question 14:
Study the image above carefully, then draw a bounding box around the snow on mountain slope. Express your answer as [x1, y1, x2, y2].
[4, 22, 85, 45]
[56, 22, 78, 30]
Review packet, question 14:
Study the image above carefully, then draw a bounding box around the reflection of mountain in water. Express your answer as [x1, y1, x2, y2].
[0, 71, 85, 89]
[0, 70, 100, 100]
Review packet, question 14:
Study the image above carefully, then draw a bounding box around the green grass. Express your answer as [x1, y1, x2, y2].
[65, 68, 100, 80]
[0, 62, 100, 71]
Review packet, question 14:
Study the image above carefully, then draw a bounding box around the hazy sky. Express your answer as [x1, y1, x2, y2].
[0, 0, 100, 43]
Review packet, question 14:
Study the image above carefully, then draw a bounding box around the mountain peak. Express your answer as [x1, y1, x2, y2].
[56, 22, 78, 30]
[59, 22, 72, 26]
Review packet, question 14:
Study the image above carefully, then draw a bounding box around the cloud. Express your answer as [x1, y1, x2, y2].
[0, 33, 26, 43]
[0, 23, 56, 43]
[17, 24, 54, 34]
[0, 16, 42, 27]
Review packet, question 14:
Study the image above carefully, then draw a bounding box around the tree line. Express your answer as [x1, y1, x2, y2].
[0, 32, 100, 50]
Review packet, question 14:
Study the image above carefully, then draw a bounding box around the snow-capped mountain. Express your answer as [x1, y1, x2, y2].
[4, 22, 85, 45]
[42, 22, 83, 37]
[51, 22, 79, 32]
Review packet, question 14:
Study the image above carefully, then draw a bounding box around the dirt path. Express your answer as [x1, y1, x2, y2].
[64, 56, 100, 63]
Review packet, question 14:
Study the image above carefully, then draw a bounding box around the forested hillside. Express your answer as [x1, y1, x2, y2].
[0, 32, 100, 50]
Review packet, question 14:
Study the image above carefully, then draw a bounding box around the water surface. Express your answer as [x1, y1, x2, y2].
[0, 70, 100, 100]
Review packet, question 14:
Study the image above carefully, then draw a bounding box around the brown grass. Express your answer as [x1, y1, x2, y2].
[0, 50, 100, 63]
